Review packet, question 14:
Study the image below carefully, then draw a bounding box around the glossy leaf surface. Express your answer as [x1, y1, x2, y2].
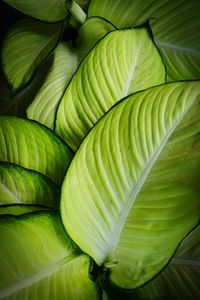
[56, 27, 165, 150]
[27, 42, 78, 130]
[2, 18, 62, 92]
[133, 224, 200, 299]
[77, 17, 116, 62]
[88, 0, 200, 81]
[0, 211, 100, 299]
[0, 162, 60, 208]
[61, 81, 200, 288]
[0, 116, 73, 185]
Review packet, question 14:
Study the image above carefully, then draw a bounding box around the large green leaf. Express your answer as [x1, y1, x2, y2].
[0, 162, 60, 208]
[77, 17, 116, 62]
[133, 224, 200, 299]
[0, 116, 73, 185]
[88, 0, 200, 82]
[2, 0, 69, 22]
[61, 81, 200, 289]
[0, 211, 101, 299]
[56, 27, 166, 150]
[2, 17, 63, 92]
[27, 42, 78, 130]
[0, 204, 50, 215]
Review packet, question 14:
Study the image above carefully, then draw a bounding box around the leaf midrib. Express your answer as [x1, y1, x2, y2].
[0, 253, 79, 298]
[23, 28, 61, 83]
[0, 181, 21, 203]
[104, 99, 194, 264]
[122, 44, 141, 97]
[156, 40, 200, 55]
[171, 257, 200, 267]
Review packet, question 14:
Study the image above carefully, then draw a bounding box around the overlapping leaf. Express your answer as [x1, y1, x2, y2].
[0, 116, 73, 185]
[0, 204, 50, 215]
[27, 42, 78, 130]
[0, 211, 101, 299]
[61, 81, 200, 289]
[0, 162, 60, 208]
[56, 27, 166, 150]
[2, 17, 63, 92]
[2, 0, 69, 22]
[88, 0, 200, 81]
[0, 58, 51, 117]
[133, 224, 200, 300]
[77, 17, 116, 62]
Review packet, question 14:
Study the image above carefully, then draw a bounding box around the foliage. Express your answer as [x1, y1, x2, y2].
[0, 0, 200, 299]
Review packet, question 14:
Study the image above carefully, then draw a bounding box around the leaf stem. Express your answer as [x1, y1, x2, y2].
[67, 0, 86, 25]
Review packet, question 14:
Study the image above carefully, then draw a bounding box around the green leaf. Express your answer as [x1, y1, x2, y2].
[88, 0, 200, 82]
[68, 0, 87, 24]
[27, 42, 78, 130]
[2, 0, 69, 22]
[74, 0, 89, 9]
[1, 58, 51, 117]
[0, 162, 60, 208]
[77, 17, 116, 62]
[0, 116, 73, 185]
[0, 204, 51, 215]
[133, 224, 200, 300]
[56, 27, 166, 150]
[2, 17, 63, 92]
[0, 211, 101, 299]
[61, 81, 200, 289]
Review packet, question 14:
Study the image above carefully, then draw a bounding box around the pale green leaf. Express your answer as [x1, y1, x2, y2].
[0, 116, 73, 185]
[88, 0, 200, 81]
[0, 211, 101, 299]
[2, 17, 63, 92]
[27, 42, 78, 130]
[0, 204, 51, 215]
[77, 17, 116, 62]
[2, 0, 69, 22]
[133, 224, 200, 300]
[56, 27, 166, 150]
[61, 81, 200, 289]
[0, 162, 60, 208]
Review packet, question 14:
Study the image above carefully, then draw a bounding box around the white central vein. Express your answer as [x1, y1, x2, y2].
[0, 182, 21, 203]
[156, 40, 200, 55]
[104, 101, 194, 263]
[123, 46, 141, 97]
[171, 258, 200, 267]
[0, 255, 76, 298]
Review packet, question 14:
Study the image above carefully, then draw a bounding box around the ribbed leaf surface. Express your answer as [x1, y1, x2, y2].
[0, 211, 100, 299]
[88, 0, 200, 81]
[56, 28, 165, 150]
[133, 224, 200, 300]
[2, 18, 62, 92]
[27, 42, 78, 130]
[0, 162, 59, 208]
[0, 116, 73, 185]
[2, 0, 69, 22]
[61, 81, 200, 288]
[77, 17, 116, 62]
